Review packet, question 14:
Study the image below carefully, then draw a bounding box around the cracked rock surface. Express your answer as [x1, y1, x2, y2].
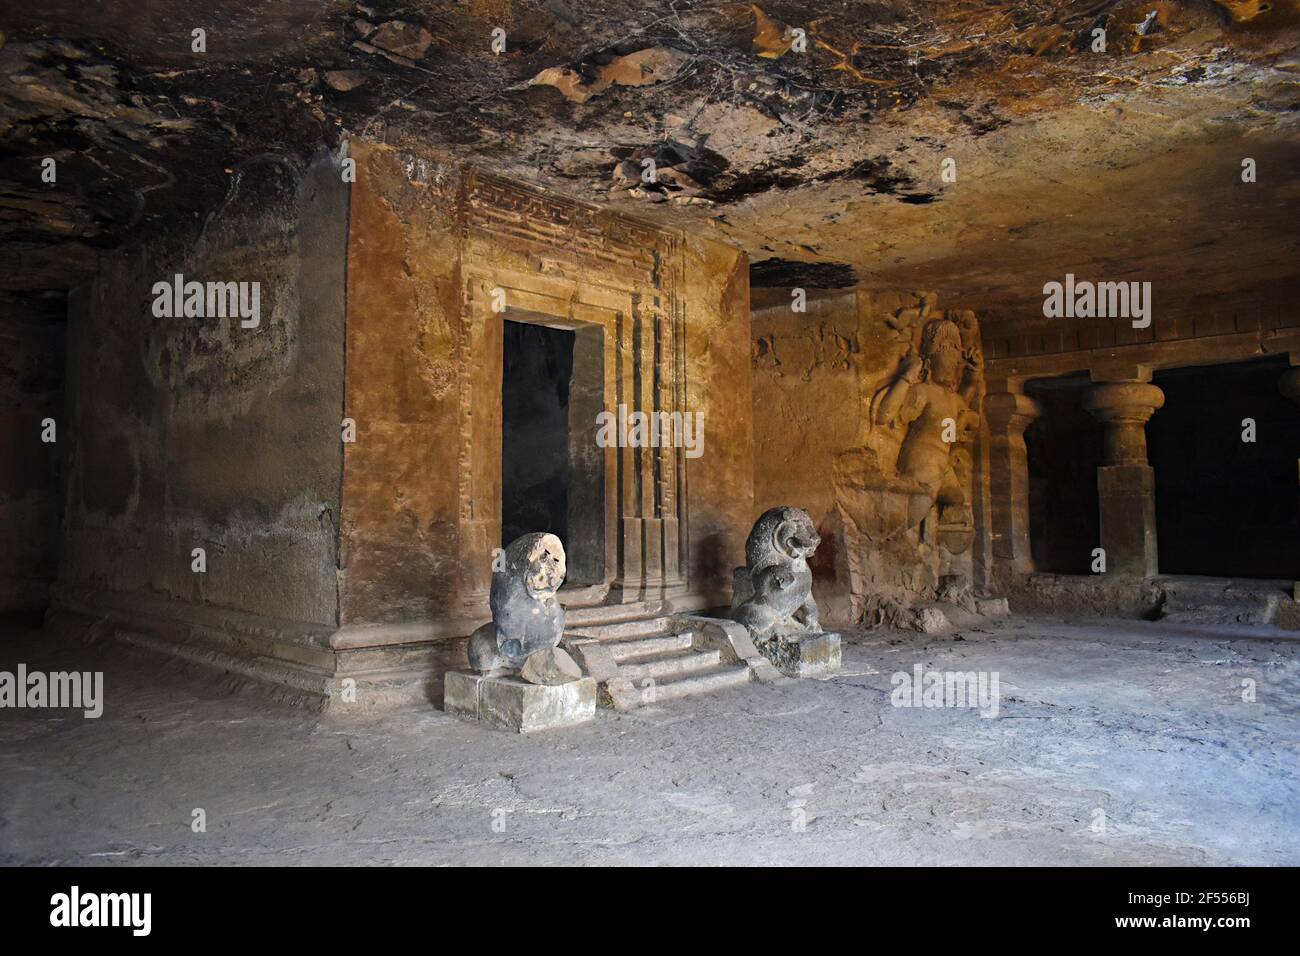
[2, 1, 1297, 318]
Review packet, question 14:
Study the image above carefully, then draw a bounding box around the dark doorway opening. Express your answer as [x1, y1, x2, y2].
[502, 320, 574, 549]
[1148, 357, 1300, 579]
[1024, 374, 1103, 574]
[501, 319, 607, 587]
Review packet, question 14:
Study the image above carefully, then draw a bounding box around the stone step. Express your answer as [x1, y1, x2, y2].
[566, 612, 767, 711]
[563, 602, 666, 628]
[566, 615, 676, 640]
[644, 664, 752, 703]
[616, 648, 721, 682]
[604, 630, 694, 662]
[1158, 580, 1283, 626]
[1161, 602, 1277, 626]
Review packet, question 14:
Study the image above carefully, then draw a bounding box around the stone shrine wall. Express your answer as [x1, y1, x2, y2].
[751, 288, 990, 627]
[340, 141, 755, 633]
[54, 150, 349, 636]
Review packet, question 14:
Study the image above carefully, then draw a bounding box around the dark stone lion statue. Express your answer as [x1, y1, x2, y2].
[467, 532, 578, 684]
[731, 506, 823, 640]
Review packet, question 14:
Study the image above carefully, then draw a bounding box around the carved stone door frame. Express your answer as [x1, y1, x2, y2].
[456, 268, 687, 618]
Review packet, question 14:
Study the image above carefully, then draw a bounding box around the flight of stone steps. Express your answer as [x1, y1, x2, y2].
[561, 612, 782, 710]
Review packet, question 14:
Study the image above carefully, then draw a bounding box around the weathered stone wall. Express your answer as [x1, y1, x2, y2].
[56, 150, 349, 629]
[681, 232, 755, 604]
[338, 144, 464, 629]
[750, 288, 859, 623]
[339, 141, 754, 629]
[0, 294, 65, 614]
[751, 288, 988, 626]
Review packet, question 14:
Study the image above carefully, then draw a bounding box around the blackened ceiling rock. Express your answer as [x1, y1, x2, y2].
[0, 0, 1297, 317]
[750, 258, 858, 289]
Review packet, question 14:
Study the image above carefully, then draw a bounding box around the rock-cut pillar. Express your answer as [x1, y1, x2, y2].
[1082, 380, 1164, 577]
[985, 391, 1043, 578]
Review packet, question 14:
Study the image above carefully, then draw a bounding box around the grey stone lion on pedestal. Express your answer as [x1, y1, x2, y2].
[467, 532, 581, 685]
[731, 507, 841, 677]
[732, 506, 822, 637]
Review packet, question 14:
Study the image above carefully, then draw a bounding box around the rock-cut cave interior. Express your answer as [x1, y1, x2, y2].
[1, 1, 1298, 873]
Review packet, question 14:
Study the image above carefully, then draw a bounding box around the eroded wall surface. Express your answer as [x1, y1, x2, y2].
[57, 151, 349, 629]
[339, 145, 464, 628]
[681, 232, 755, 602]
[752, 289, 988, 626]
[0, 294, 65, 614]
[340, 142, 753, 629]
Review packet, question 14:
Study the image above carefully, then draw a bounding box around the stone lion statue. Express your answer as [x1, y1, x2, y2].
[467, 532, 580, 685]
[731, 506, 823, 640]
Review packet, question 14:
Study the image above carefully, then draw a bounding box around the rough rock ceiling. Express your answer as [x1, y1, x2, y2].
[2, 1, 1298, 320]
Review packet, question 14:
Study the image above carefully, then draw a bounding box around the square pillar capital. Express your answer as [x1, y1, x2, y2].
[1089, 364, 1153, 384]
[985, 391, 1043, 435]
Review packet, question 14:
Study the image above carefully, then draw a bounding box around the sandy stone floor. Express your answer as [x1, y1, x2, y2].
[1, 614, 1297, 866]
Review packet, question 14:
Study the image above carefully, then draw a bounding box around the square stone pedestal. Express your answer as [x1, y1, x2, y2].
[755, 632, 842, 678]
[444, 672, 596, 733]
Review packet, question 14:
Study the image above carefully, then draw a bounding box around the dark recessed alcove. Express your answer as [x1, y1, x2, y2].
[1148, 357, 1300, 580]
[1025, 374, 1104, 574]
